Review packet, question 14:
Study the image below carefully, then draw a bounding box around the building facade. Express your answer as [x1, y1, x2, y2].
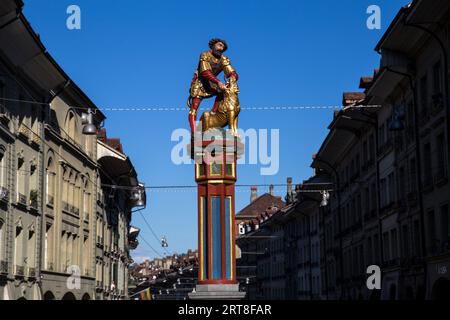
[237, 0, 450, 300]
[0, 0, 145, 300]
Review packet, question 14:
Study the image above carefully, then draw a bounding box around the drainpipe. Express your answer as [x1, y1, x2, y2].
[385, 66, 428, 299]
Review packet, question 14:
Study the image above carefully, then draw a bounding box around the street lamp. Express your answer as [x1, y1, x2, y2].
[389, 106, 406, 131]
[320, 190, 330, 207]
[81, 108, 97, 135]
[161, 236, 169, 248]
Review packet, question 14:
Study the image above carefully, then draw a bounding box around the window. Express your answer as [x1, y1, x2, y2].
[66, 112, 77, 143]
[374, 234, 379, 263]
[388, 172, 395, 205]
[432, 60, 442, 94]
[27, 226, 36, 269]
[380, 178, 387, 207]
[402, 224, 409, 257]
[423, 143, 432, 186]
[440, 204, 449, 243]
[44, 223, 54, 270]
[391, 229, 398, 259]
[0, 220, 3, 262]
[369, 134, 375, 162]
[46, 158, 55, 205]
[409, 158, 417, 192]
[29, 162, 37, 208]
[14, 225, 23, 271]
[436, 134, 446, 176]
[413, 220, 421, 255]
[420, 75, 428, 114]
[399, 167, 406, 201]
[16, 157, 26, 204]
[383, 232, 390, 261]
[379, 123, 386, 146]
[367, 236, 373, 264]
[428, 210, 436, 251]
[0, 146, 6, 188]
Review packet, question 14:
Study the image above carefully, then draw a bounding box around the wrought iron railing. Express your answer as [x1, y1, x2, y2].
[17, 193, 27, 206]
[0, 187, 9, 202]
[27, 267, 36, 278]
[0, 260, 7, 274]
[14, 265, 24, 276]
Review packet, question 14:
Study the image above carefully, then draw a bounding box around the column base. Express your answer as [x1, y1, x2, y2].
[188, 284, 246, 300]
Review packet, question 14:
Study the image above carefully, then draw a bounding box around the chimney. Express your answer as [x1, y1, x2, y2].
[250, 186, 258, 203]
[287, 177, 293, 195]
[269, 184, 274, 196]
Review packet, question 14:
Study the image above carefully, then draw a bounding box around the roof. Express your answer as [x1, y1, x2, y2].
[0, 0, 105, 121]
[359, 76, 373, 89]
[236, 193, 284, 219]
[342, 92, 366, 106]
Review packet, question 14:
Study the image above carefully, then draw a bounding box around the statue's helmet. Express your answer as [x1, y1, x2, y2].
[208, 38, 228, 52]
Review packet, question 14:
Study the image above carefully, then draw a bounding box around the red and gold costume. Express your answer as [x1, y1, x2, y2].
[188, 50, 239, 133]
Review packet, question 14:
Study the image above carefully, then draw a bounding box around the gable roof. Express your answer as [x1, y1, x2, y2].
[236, 193, 284, 218]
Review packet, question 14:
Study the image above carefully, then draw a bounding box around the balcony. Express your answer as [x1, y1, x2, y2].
[29, 190, 38, 210]
[27, 267, 36, 278]
[18, 123, 31, 139]
[17, 193, 27, 206]
[0, 260, 7, 274]
[62, 201, 69, 212]
[14, 265, 25, 277]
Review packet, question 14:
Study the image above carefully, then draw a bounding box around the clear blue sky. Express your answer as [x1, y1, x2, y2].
[24, 0, 407, 262]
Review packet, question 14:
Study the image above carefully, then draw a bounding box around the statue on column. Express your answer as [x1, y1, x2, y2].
[187, 38, 240, 136]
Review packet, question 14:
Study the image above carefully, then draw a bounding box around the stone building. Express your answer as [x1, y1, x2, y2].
[0, 0, 145, 300]
[237, 0, 450, 300]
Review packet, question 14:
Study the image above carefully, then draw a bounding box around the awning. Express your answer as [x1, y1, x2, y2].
[97, 140, 138, 187]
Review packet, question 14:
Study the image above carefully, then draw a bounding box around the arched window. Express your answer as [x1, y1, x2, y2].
[0, 145, 6, 189]
[14, 222, 23, 274]
[66, 111, 78, 144]
[46, 157, 56, 206]
[16, 155, 26, 205]
[83, 177, 91, 222]
[29, 160, 38, 209]
[0, 220, 4, 262]
[74, 175, 81, 216]
[44, 223, 54, 270]
[85, 134, 92, 157]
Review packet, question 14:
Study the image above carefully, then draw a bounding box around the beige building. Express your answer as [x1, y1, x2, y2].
[0, 0, 145, 300]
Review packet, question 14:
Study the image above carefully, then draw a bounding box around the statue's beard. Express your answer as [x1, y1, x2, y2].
[212, 49, 223, 58]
